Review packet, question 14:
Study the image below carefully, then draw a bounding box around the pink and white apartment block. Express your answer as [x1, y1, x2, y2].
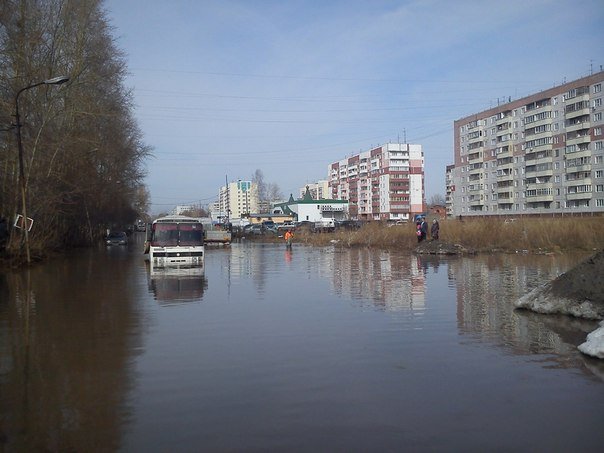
[328, 143, 425, 221]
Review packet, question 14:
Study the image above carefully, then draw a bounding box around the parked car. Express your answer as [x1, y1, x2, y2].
[335, 220, 362, 230]
[314, 218, 336, 232]
[106, 231, 128, 246]
[294, 221, 314, 232]
[247, 225, 264, 235]
[277, 221, 296, 231]
[243, 224, 277, 236]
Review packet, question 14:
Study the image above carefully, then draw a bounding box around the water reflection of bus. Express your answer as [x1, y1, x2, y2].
[145, 215, 204, 269]
[147, 264, 208, 304]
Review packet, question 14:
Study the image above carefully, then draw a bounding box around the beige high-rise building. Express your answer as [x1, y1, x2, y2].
[299, 180, 331, 200]
[218, 180, 259, 220]
[451, 71, 604, 216]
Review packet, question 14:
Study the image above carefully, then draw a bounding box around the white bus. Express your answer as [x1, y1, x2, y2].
[145, 215, 204, 269]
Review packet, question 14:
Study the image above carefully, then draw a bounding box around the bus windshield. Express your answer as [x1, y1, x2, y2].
[152, 223, 203, 247]
[179, 224, 203, 246]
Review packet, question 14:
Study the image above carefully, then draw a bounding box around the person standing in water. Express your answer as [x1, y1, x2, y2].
[284, 229, 294, 248]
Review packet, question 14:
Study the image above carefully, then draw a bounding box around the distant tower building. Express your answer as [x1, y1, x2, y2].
[218, 180, 259, 220]
[451, 71, 604, 216]
[328, 143, 425, 221]
[174, 204, 196, 215]
[445, 164, 455, 217]
[299, 180, 331, 200]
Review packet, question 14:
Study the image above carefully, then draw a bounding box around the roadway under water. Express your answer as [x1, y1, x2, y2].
[1, 234, 603, 451]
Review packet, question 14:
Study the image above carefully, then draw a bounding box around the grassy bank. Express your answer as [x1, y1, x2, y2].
[292, 217, 604, 253]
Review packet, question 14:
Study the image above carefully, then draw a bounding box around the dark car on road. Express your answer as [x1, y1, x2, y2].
[106, 231, 128, 246]
[335, 220, 362, 230]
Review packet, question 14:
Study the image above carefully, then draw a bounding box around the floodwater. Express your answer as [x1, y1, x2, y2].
[1, 234, 603, 452]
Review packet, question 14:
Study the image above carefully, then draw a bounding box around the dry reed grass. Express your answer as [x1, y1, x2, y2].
[295, 217, 604, 253]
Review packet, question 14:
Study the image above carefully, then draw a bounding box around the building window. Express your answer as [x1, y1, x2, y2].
[597, 199, 604, 207]
[595, 84, 602, 93]
[596, 170, 603, 178]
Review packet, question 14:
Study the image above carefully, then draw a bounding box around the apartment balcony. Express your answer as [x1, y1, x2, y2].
[526, 169, 554, 178]
[495, 112, 512, 124]
[497, 173, 514, 181]
[468, 151, 482, 162]
[565, 149, 592, 160]
[565, 164, 591, 173]
[565, 177, 592, 186]
[531, 156, 553, 166]
[497, 192, 513, 200]
[497, 183, 513, 191]
[467, 132, 484, 143]
[390, 205, 410, 212]
[469, 199, 484, 207]
[469, 167, 483, 176]
[566, 134, 591, 145]
[524, 149, 553, 161]
[565, 107, 591, 119]
[527, 181, 554, 190]
[526, 129, 553, 140]
[526, 142, 553, 153]
[528, 116, 552, 129]
[566, 192, 592, 201]
[526, 194, 554, 203]
[565, 121, 590, 134]
[496, 152, 512, 161]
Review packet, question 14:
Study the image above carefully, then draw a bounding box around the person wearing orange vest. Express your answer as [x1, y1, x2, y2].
[284, 229, 294, 248]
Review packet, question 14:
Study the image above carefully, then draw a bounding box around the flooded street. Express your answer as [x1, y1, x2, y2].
[1, 234, 603, 451]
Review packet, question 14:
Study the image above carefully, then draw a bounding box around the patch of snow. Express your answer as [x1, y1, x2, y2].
[515, 283, 604, 320]
[578, 321, 604, 359]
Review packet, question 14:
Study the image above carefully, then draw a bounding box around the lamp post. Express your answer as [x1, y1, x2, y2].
[15, 75, 69, 264]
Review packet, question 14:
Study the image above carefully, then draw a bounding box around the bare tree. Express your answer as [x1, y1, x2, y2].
[429, 194, 446, 206]
[251, 169, 266, 201]
[0, 0, 151, 253]
[266, 183, 283, 202]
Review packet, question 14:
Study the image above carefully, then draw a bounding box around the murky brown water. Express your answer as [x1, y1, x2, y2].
[1, 235, 603, 451]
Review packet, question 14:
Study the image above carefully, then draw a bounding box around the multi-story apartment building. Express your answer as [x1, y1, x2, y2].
[328, 143, 425, 221]
[218, 180, 259, 220]
[452, 71, 604, 216]
[173, 204, 197, 215]
[299, 180, 331, 200]
[445, 164, 455, 217]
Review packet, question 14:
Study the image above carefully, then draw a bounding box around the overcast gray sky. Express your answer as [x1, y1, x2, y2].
[104, 0, 604, 214]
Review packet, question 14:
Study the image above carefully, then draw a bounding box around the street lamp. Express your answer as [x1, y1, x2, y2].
[15, 75, 69, 264]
